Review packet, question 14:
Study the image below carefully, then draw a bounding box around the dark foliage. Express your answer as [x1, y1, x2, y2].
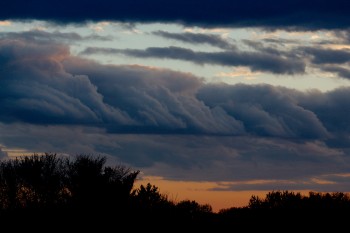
[219, 190, 350, 230]
[0, 154, 349, 231]
[0, 153, 140, 230]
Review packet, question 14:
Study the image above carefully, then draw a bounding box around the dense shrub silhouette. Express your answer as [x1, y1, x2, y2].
[247, 190, 350, 209]
[248, 190, 304, 209]
[219, 190, 350, 230]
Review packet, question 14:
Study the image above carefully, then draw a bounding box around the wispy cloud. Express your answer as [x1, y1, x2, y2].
[321, 65, 350, 79]
[0, 30, 113, 43]
[152, 30, 235, 49]
[300, 47, 350, 64]
[80, 46, 305, 75]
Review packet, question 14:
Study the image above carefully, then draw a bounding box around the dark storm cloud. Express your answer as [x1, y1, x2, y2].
[1, 0, 349, 30]
[151, 31, 235, 49]
[80, 46, 305, 75]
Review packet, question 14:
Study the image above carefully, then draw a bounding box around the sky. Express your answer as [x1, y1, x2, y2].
[1, 0, 350, 212]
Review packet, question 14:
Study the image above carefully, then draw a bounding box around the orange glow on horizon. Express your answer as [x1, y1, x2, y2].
[134, 176, 312, 213]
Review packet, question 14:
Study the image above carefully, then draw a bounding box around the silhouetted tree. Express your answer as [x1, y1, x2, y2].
[248, 190, 303, 209]
[16, 154, 67, 209]
[0, 153, 140, 227]
[132, 183, 171, 209]
[248, 190, 350, 210]
[176, 199, 212, 218]
[0, 153, 68, 213]
[0, 159, 20, 211]
[131, 182, 175, 223]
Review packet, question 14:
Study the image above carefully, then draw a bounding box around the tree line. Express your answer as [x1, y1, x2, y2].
[0, 153, 349, 231]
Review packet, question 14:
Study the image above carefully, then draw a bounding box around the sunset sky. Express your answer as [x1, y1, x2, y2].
[1, 0, 350, 212]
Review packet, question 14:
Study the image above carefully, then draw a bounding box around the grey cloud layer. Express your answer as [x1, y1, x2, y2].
[2, 123, 350, 191]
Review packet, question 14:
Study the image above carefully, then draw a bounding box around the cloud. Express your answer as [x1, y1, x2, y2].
[3, 32, 350, 141]
[0, 34, 245, 135]
[262, 38, 299, 45]
[241, 41, 350, 79]
[0, 123, 350, 195]
[151, 30, 235, 49]
[139, 136, 348, 182]
[2, 32, 350, 190]
[62, 58, 245, 135]
[197, 84, 330, 139]
[320, 65, 350, 79]
[0, 20, 11, 26]
[333, 30, 350, 44]
[300, 47, 350, 64]
[80, 46, 305, 75]
[1, 122, 349, 187]
[0, 36, 134, 126]
[5, 33, 350, 143]
[242, 40, 295, 57]
[0, 0, 349, 30]
[210, 174, 350, 192]
[0, 30, 112, 43]
[0, 147, 8, 160]
[298, 87, 350, 133]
